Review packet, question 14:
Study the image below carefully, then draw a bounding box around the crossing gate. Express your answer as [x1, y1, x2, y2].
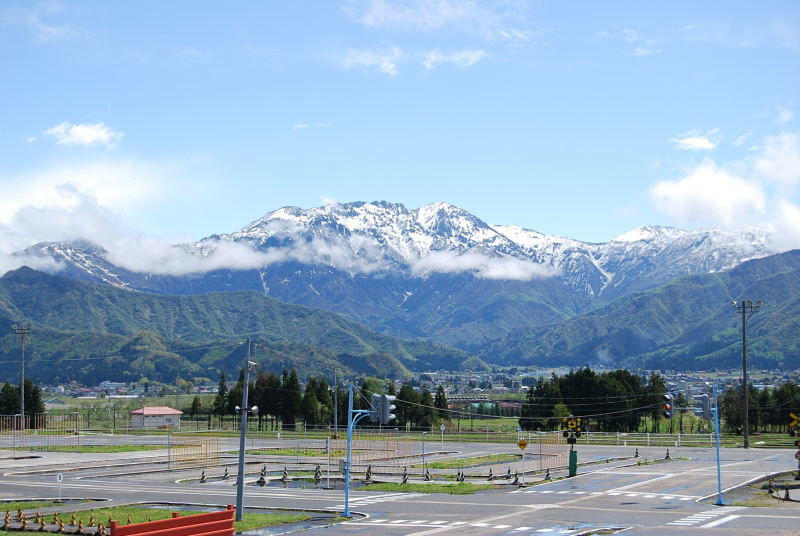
[110, 505, 234, 536]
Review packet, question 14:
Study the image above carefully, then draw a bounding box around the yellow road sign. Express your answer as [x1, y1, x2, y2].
[562, 416, 582, 431]
[790, 412, 800, 428]
[517, 439, 528, 450]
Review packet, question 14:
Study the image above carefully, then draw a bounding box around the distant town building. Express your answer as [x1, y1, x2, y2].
[129, 406, 183, 429]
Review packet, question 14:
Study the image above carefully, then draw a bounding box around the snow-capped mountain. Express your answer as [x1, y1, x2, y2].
[15, 201, 783, 350]
[215, 201, 777, 298]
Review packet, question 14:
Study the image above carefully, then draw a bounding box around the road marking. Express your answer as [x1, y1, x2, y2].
[668, 507, 746, 527]
[516, 489, 699, 502]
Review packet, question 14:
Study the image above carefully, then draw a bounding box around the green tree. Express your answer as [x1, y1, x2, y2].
[397, 384, 419, 428]
[418, 389, 435, 429]
[434, 385, 449, 419]
[189, 396, 202, 418]
[280, 369, 303, 430]
[227, 368, 245, 416]
[646, 373, 668, 433]
[212, 371, 228, 421]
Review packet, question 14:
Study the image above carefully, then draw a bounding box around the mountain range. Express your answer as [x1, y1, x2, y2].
[4, 200, 799, 382]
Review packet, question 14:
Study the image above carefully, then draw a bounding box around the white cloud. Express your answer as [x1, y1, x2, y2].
[776, 106, 794, 124]
[670, 129, 720, 151]
[26, 136, 37, 143]
[43, 122, 124, 148]
[412, 250, 554, 281]
[650, 161, 765, 227]
[0, 161, 165, 224]
[754, 132, 800, 185]
[770, 200, 800, 250]
[633, 47, 661, 57]
[423, 49, 487, 69]
[344, 0, 517, 33]
[600, 26, 660, 56]
[293, 122, 329, 131]
[2, 3, 77, 43]
[342, 47, 402, 76]
[733, 133, 751, 146]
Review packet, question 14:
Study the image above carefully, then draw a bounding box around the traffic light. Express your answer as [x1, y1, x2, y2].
[369, 393, 381, 423]
[662, 394, 673, 419]
[700, 394, 710, 420]
[380, 395, 396, 425]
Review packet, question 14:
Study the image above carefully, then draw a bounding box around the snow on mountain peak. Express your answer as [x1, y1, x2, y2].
[611, 225, 686, 243]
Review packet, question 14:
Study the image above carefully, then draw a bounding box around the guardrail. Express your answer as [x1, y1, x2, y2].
[110, 505, 234, 536]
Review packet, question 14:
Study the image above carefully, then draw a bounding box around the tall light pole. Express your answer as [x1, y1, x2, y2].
[235, 339, 259, 522]
[12, 324, 30, 433]
[731, 300, 763, 449]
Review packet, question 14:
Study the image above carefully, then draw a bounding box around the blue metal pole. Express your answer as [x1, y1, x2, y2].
[344, 384, 354, 517]
[344, 384, 371, 518]
[713, 385, 725, 506]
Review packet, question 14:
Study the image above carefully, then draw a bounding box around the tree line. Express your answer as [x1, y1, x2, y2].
[0, 379, 46, 428]
[193, 370, 451, 431]
[720, 382, 800, 434]
[519, 367, 669, 433]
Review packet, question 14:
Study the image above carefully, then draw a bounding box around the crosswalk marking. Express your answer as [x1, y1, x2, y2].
[668, 506, 746, 527]
[345, 518, 614, 534]
[513, 488, 700, 502]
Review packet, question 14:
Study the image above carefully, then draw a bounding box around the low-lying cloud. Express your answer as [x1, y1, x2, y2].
[412, 250, 554, 281]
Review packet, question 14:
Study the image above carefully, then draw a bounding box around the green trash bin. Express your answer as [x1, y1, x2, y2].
[568, 449, 578, 477]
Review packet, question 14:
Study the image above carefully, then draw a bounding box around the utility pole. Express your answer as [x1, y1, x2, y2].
[333, 366, 338, 438]
[731, 300, 763, 449]
[13, 325, 30, 432]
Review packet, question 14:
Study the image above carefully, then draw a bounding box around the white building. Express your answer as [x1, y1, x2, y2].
[129, 406, 183, 429]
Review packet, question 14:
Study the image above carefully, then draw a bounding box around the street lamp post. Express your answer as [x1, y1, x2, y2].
[235, 339, 259, 522]
[731, 300, 763, 449]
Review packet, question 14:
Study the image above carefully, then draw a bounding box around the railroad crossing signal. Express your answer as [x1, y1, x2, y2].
[561, 416, 582, 445]
[790, 412, 800, 428]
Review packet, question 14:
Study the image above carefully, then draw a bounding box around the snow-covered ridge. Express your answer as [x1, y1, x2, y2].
[222, 201, 779, 294]
[19, 201, 781, 296]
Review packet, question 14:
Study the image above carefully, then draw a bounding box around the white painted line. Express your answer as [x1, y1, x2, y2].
[574, 491, 587, 494]
[471, 523, 490, 527]
[535, 530, 554, 533]
[430, 521, 447, 525]
[494, 525, 511, 528]
[389, 520, 409, 524]
[410, 520, 428, 524]
[661, 495, 674, 499]
[701, 515, 740, 528]
[540, 490, 554, 494]
[557, 490, 570, 494]
[625, 493, 638, 497]
[512, 528, 533, 532]
[644, 494, 655, 498]
[450, 522, 466, 526]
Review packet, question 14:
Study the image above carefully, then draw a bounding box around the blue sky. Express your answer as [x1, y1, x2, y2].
[1, 0, 799, 269]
